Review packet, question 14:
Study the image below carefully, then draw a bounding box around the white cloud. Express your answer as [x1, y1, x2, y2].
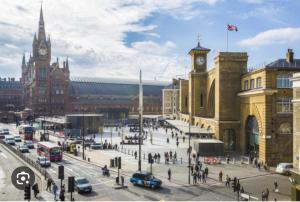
[0, 0, 219, 80]
[240, 0, 264, 4]
[238, 27, 300, 47]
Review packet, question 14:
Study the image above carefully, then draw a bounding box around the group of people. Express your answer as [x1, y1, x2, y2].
[191, 162, 208, 184]
[46, 178, 65, 201]
[164, 151, 177, 164]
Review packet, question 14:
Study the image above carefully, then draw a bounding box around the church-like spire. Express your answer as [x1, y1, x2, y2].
[66, 57, 69, 71]
[38, 3, 46, 41]
[22, 53, 26, 67]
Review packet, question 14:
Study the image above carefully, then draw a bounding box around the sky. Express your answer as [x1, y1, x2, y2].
[0, 0, 300, 81]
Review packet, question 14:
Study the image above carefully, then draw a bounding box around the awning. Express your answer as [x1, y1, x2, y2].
[165, 119, 214, 135]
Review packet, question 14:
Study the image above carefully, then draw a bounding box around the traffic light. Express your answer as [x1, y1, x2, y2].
[24, 184, 31, 201]
[118, 157, 121, 169]
[58, 165, 64, 180]
[68, 176, 75, 193]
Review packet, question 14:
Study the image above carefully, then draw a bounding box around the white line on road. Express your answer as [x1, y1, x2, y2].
[0, 153, 7, 159]
[49, 168, 56, 173]
[65, 167, 73, 172]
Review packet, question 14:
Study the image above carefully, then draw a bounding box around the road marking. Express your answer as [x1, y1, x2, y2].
[48, 168, 56, 173]
[66, 167, 73, 172]
[91, 180, 114, 186]
[76, 164, 93, 169]
[0, 153, 7, 159]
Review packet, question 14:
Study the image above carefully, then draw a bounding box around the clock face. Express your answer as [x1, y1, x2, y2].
[39, 48, 47, 56]
[196, 56, 205, 66]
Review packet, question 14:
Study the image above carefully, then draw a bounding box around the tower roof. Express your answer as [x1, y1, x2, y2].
[38, 4, 46, 41]
[188, 42, 210, 55]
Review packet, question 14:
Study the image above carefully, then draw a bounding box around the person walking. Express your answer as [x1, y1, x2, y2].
[225, 175, 230, 187]
[202, 171, 206, 183]
[274, 181, 279, 192]
[46, 178, 52, 191]
[59, 184, 65, 201]
[168, 168, 171, 181]
[52, 183, 58, 201]
[183, 136, 185, 142]
[157, 153, 161, 164]
[204, 167, 209, 178]
[219, 170, 223, 182]
[134, 151, 137, 160]
[193, 172, 197, 184]
[191, 165, 194, 174]
[198, 171, 202, 182]
[32, 182, 39, 198]
[176, 141, 179, 147]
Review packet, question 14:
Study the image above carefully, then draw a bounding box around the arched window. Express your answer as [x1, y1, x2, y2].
[278, 122, 292, 134]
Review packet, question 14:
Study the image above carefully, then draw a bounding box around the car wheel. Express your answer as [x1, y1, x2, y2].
[133, 181, 137, 186]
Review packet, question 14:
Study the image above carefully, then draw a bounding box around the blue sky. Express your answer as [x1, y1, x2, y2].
[0, 0, 300, 80]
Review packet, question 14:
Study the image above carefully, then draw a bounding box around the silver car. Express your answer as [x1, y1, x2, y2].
[36, 156, 51, 167]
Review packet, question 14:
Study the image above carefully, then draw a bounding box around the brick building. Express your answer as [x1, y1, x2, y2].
[177, 41, 300, 165]
[21, 6, 167, 118]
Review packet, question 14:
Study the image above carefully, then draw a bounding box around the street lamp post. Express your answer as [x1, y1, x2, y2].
[138, 70, 143, 171]
[82, 109, 85, 160]
[188, 112, 191, 184]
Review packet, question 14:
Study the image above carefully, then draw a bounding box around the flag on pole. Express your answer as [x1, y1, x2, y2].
[227, 24, 238, 31]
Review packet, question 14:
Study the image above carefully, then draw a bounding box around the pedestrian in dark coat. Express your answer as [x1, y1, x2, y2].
[168, 168, 171, 181]
[32, 183, 39, 198]
[204, 167, 209, 178]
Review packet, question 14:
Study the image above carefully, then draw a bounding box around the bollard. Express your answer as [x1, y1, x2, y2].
[88, 158, 90, 162]
[181, 158, 182, 164]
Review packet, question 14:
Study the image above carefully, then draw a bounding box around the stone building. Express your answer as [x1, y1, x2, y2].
[178, 42, 300, 165]
[291, 72, 300, 200]
[162, 79, 180, 119]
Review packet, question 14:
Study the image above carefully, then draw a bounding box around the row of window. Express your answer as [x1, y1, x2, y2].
[243, 77, 262, 90]
[243, 74, 293, 91]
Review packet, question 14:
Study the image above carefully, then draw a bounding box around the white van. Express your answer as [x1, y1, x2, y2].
[4, 135, 15, 145]
[275, 163, 293, 175]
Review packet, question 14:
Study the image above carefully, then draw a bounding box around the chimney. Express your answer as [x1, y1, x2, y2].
[286, 49, 294, 63]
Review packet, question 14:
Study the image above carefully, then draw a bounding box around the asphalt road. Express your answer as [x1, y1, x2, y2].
[0, 122, 291, 201]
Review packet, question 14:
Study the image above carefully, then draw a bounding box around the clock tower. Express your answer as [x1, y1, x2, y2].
[188, 41, 210, 117]
[189, 42, 210, 72]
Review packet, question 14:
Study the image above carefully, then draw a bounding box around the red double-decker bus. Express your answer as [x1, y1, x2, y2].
[37, 142, 63, 161]
[18, 125, 34, 140]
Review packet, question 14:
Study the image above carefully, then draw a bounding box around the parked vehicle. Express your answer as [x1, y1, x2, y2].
[75, 177, 92, 193]
[36, 156, 51, 167]
[14, 135, 22, 142]
[130, 171, 162, 189]
[276, 163, 293, 175]
[18, 145, 29, 153]
[37, 142, 62, 161]
[24, 140, 34, 149]
[91, 143, 103, 150]
[1, 128, 9, 135]
[4, 135, 15, 145]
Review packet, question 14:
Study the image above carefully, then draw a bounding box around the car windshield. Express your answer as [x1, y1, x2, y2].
[50, 148, 61, 156]
[26, 141, 33, 144]
[21, 145, 28, 148]
[77, 178, 89, 184]
[39, 157, 48, 161]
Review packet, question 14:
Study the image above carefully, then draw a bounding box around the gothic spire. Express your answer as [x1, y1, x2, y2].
[66, 57, 69, 70]
[22, 53, 26, 67]
[38, 3, 46, 41]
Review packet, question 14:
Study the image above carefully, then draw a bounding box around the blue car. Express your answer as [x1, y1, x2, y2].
[130, 171, 162, 189]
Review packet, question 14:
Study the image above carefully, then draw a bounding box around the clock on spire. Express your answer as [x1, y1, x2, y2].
[189, 35, 210, 72]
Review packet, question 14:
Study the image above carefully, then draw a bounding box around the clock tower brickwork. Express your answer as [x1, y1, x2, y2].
[21, 5, 70, 116]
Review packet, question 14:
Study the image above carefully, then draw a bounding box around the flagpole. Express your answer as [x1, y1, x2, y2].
[226, 25, 229, 52]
